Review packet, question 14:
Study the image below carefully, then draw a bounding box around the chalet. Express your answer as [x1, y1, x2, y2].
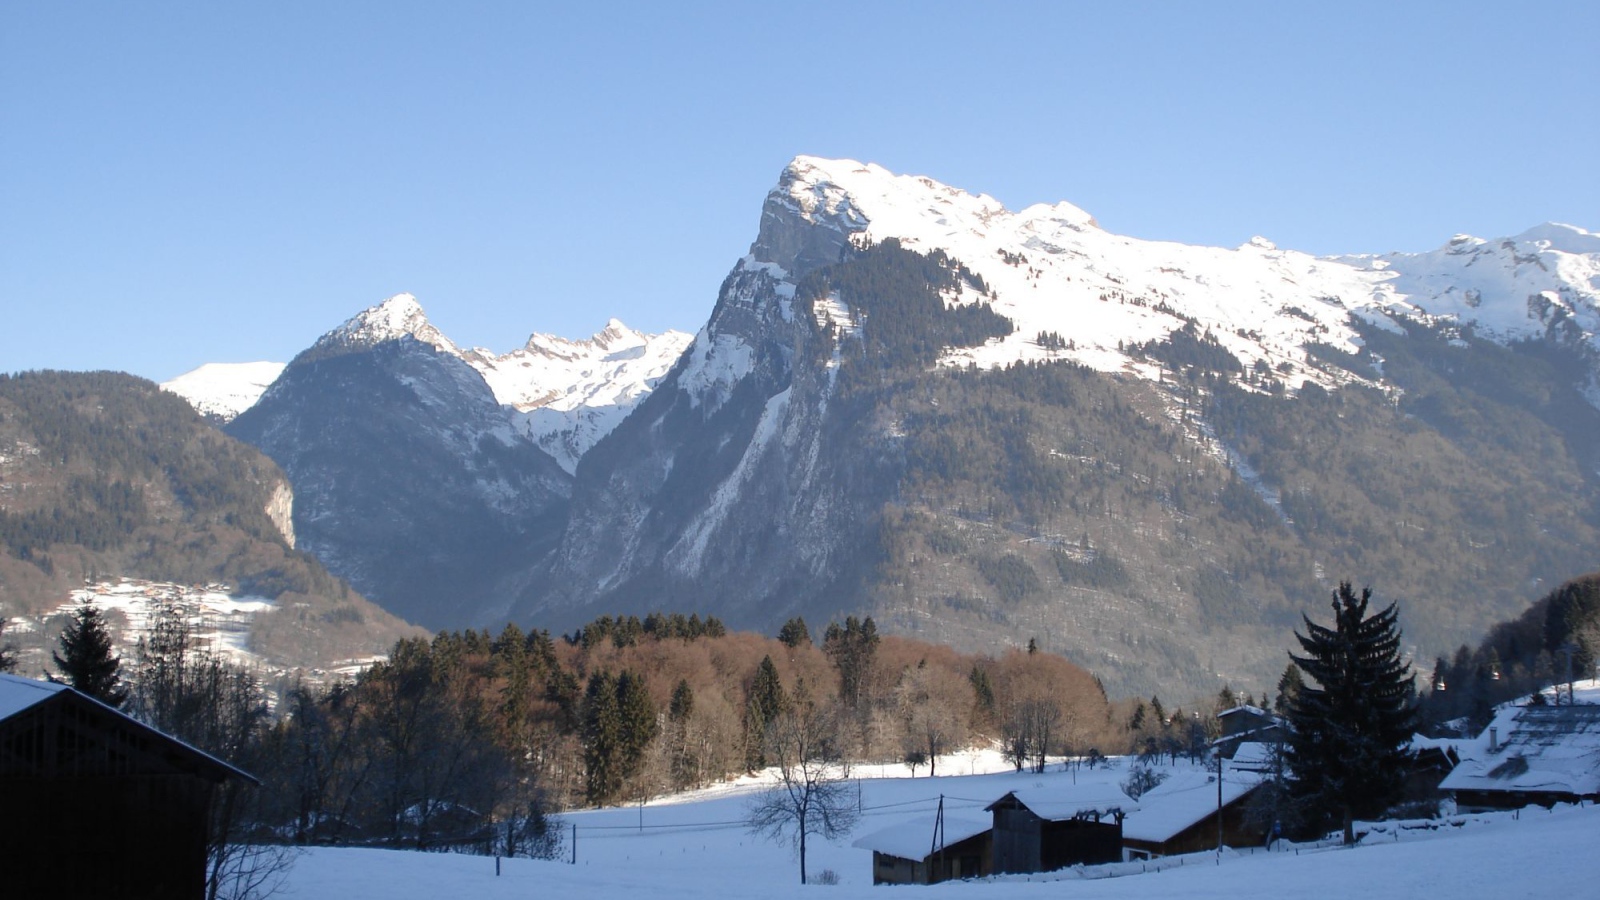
[851, 816, 991, 884]
[1122, 770, 1266, 859]
[1213, 705, 1286, 760]
[985, 786, 1133, 873]
[1440, 681, 1600, 812]
[0, 673, 257, 900]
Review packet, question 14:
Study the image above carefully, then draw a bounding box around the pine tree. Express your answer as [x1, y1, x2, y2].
[53, 600, 127, 707]
[1286, 582, 1417, 844]
[1216, 684, 1237, 713]
[745, 655, 788, 770]
[822, 616, 878, 709]
[1274, 663, 1304, 716]
[615, 670, 658, 790]
[669, 678, 695, 723]
[582, 671, 623, 805]
[777, 617, 811, 648]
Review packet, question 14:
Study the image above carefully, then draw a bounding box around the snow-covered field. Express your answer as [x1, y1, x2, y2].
[278, 748, 1599, 899]
[5, 578, 274, 672]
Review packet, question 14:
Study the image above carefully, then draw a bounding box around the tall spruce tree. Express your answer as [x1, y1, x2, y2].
[1286, 582, 1417, 844]
[615, 670, 658, 790]
[53, 600, 128, 708]
[745, 655, 788, 770]
[582, 671, 623, 805]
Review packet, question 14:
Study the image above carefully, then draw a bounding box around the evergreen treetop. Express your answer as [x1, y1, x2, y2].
[53, 600, 128, 708]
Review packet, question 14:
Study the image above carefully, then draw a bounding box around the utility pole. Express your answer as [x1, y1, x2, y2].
[1216, 756, 1224, 865]
[1558, 643, 1579, 705]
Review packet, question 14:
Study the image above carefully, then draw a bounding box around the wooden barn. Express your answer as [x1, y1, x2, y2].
[985, 786, 1132, 873]
[1122, 770, 1267, 859]
[851, 816, 992, 884]
[0, 673, 256, 900]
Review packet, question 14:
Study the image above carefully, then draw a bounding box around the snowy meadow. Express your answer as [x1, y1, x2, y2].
[278, 749, 1598, 899]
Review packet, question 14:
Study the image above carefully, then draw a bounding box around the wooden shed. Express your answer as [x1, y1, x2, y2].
[1122, 770, 1266, 858]
[985, 787, 1131, 873]
[852, 816, 991, 884]
[0, 673, 256, 899]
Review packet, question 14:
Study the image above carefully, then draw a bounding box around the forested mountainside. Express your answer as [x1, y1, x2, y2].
[512, 158, 1600, 698]
[0, 370, 419, 670]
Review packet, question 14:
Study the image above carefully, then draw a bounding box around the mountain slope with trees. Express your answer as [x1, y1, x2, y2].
[0, 370, 418, 670]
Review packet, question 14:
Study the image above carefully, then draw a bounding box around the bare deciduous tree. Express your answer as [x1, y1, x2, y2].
[896, 663, 972, 777]
[744, 682, 859, 884]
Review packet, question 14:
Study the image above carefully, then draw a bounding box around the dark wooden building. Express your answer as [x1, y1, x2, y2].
[985, 787, 1130, 873]
[1122, 770, 1267, 859]
[852, 816, 992, 884]
[1213, 705, 1286, 760]
[0, 673, 256, 900]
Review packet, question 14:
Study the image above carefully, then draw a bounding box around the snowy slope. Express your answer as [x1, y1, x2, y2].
[160, 361, 286, 422]
[750, 156, 1600, 396]
[461, 320, 693, 473]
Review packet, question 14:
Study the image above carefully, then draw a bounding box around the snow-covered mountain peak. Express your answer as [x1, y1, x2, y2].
[460, 320, 695, 473]
[742, 157, 1600, 397]
[315, 293, 459, 355]
[161, 361, 287, 423]
[1512, 222, 1600, 256]
[514, 318, 652, 363]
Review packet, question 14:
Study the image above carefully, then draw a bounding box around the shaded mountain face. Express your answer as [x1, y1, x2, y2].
[226, 296, 573, 630]
[0, 370, 418, 671]
[513, 157, 1600, 698]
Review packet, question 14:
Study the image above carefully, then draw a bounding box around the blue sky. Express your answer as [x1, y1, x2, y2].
[4, 2, 1596, 382]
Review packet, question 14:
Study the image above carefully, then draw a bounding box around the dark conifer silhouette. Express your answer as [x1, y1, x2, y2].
[53, 600, 128, 708]
[1286, 582, 1417, 844]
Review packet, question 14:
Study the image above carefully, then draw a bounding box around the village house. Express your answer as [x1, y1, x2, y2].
[1440, 680, 1600, 812]
[851, 815, 992, 884]
[985, 786, 1133, 873]
[1213, 704, 1286, 760]
[0, 673, 256, 900]
[1121, 769, 1267, 859]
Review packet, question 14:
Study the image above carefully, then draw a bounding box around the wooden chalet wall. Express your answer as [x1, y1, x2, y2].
[870, 831, 991, 885]
[990, 797, 1122, 873]
[0, 690, 232, 900]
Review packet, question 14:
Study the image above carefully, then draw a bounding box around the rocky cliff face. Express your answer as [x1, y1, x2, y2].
[228, 296, 572, 630]
[512, 157, 1600, 697]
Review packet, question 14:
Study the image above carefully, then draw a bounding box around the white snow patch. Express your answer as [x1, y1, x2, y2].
[161, 361, 286, 421]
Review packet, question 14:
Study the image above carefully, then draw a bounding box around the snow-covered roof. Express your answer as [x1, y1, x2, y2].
[1122, 770, 1263, 843]
[0, 673, 256, 783]
[1229, 741, 1281, 770]
[1441, 679, 1600, 798]
[850, 817, 990, 861]
[0, 672, 68, 721]
[1217, 704, 1270, 719]
[986, 786, 1136, 820]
